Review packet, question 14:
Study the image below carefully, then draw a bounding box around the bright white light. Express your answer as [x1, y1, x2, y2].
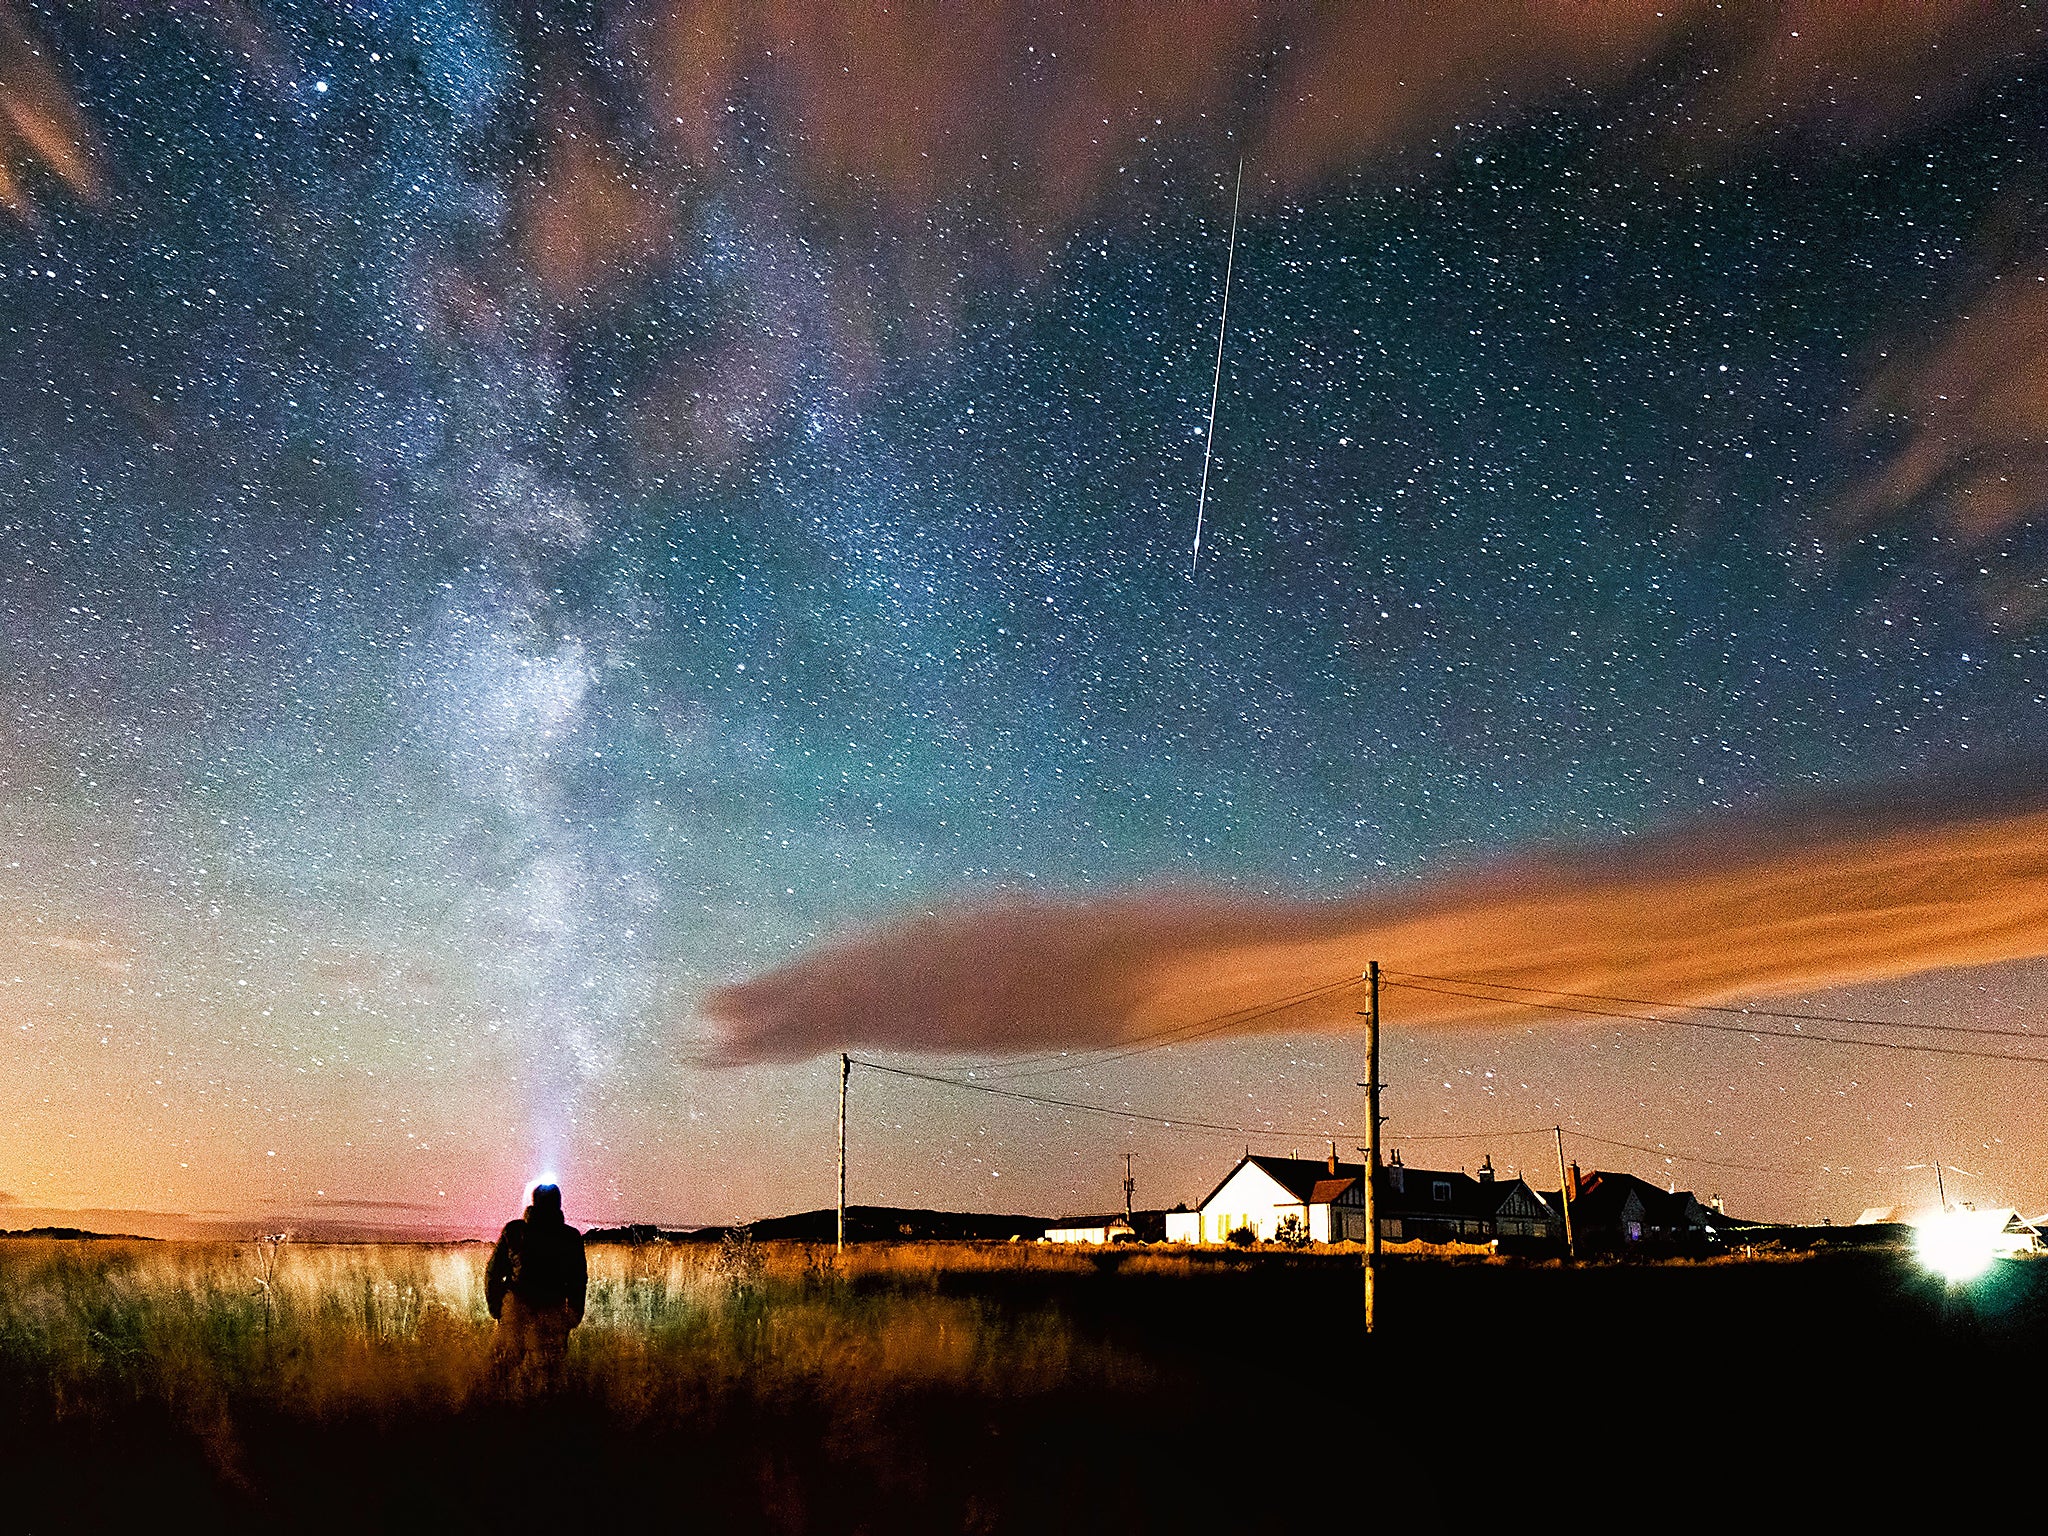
[1914, 1208, 2007, 1283]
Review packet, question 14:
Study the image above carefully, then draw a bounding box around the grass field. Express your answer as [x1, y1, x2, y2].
[4, 1235, 2043, 1530]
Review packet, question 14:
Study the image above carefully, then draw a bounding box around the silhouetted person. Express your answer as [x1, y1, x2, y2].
[486, 1183, 587, 1390]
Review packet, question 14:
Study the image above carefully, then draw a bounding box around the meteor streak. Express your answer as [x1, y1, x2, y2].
[1189, 157, 1243, 580]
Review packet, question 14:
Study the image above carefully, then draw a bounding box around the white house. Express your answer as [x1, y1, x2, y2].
[1166, 1151, 1366, 1244]
[1165, 1150, 1556, 1247]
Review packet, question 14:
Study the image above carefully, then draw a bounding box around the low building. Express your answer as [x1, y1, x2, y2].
[1858, 1203, 2043, 1257]
[1549, 1165, 1717, 1252]
[1381, 1153, 1555, 1245]
[1045, 1214, 1136, 1244]
[1165, 1149, 1555, 1247]
[1935, 1207, 2044, 1258]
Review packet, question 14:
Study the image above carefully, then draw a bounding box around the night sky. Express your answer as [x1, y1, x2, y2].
[8, 3, 2048, 1233]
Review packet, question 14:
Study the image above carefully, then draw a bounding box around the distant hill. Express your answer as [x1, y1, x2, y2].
[0, 1205, 495, 1243]
[587, 1206, 1053, 1244]
[0, 1226, 156, 1241]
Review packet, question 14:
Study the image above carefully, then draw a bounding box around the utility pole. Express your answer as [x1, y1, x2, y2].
[1933, 1158, 1948, 1213]
[1362, 960, 1382, 1333]
[1122, 1152, 1136, 1222]
[1554, 1125, 1576, 1261]
[837, 1053, 850, 1255]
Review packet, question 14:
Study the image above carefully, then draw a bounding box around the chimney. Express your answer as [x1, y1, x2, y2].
[1566, 1161, 1582, 1199]
[1328, 1141, 1339, 1175]
[1478, 1154, 1495, 1184]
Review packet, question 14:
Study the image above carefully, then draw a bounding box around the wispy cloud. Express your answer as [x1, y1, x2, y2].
[1839, 259, 2048, 565]
[529, 2, 2048, 266]
[703, 763, 2048, 1063]
[24, 933, 133, 975]
[0, 3, 102, 219]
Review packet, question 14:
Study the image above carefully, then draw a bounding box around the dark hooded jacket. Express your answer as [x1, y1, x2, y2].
[486, 1201, 588, 1322]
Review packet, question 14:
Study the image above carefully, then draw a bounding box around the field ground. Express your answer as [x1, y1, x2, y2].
[3, 1236, 2040, 1531]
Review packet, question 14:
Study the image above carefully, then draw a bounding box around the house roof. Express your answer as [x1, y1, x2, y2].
[1547, 1170, 1710, 1230]
[1193, 1154, 1362, 1210]
[1195, 1154, 1546, 1221]
[1483, 1178, 1550, 1218]
[1380, 1166, 1548, 1222]
[1248, 1155, 1367, 1205]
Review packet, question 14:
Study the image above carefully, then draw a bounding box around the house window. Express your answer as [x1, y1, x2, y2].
[1432, 1181, 1451, 1202]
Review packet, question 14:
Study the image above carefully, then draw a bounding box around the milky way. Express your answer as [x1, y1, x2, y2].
[6, 4, 2048, 1231]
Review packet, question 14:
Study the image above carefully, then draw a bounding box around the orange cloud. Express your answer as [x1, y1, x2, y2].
[702, 768, 2048, 1063]
[518, 78, 677, 303]
[1257, 1, 1686, 191]
[539, 0, 2046, 280]
[0, 4, 102, 219]
[1838, 264, 2048, 547]
[630, 1, 1261, 229]
[1680, 1, 2047, 159]
[12, 2, 2038, 246]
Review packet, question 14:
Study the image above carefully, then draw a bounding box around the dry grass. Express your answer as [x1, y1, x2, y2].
[0, 1236, 1142, 1434]
[0, 1233, 2011, 1529]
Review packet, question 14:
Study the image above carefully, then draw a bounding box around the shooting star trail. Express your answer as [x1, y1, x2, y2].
[1189, 158, 1244, 580]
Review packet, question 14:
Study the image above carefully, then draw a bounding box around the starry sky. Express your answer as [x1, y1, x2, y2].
[7, 2, 2048, 1234]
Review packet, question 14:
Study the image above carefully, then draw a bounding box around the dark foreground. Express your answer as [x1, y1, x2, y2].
[5, 1243, 2040, 1531]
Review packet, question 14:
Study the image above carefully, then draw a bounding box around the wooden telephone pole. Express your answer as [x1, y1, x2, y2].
[1122, 1152, 1136, 1222]
[837, 1053, 850, 1255]
[1362, 960, 1382, 1332]
[1554, 1125, 1575, 1260]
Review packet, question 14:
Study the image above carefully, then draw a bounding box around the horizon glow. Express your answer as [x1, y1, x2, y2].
[7, 3, 2048, 1234]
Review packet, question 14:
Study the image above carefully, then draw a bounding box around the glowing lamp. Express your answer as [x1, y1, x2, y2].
[1913, 1207, 2007, 1284]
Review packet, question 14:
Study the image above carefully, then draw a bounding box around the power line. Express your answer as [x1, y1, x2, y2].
[946, 961, 2038, 1092]
[1383, 976, 2048, 1067]
[975, 979, 1363, 1079]
[848, 1057, 1342, 1141]
[1381, 1125, 1556, 1142]
[848, 961, 2005, 1187]
[1374, 1123, 1803, 1174]
[851, 1059, 1814, 1177]
[945, 972, 1366, 1079]
[1387, 969, 2045, 1041]
[1561, 1128, 1809, 1176]
[939, 958, 2040, 1089]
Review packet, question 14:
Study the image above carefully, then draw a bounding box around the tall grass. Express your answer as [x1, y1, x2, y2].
[0, 1237, 1143, 1435]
